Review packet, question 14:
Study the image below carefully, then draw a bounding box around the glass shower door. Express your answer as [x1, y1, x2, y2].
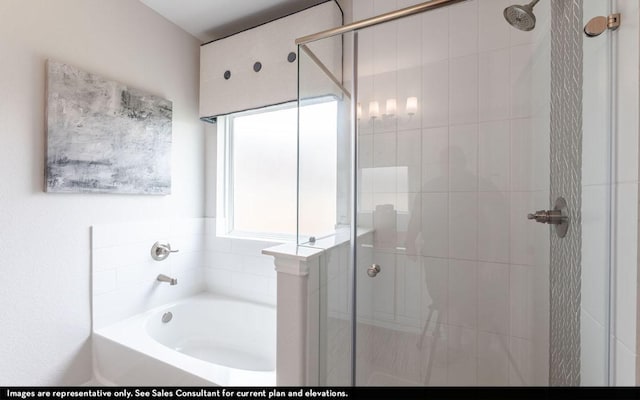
[354, 1, 551, 385]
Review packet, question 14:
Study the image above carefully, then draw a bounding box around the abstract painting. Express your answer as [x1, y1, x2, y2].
[46, 60, 172, 195]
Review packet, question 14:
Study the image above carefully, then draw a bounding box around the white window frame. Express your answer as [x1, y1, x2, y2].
[216, 102, 299, 242]
[216, 97, 339, 242]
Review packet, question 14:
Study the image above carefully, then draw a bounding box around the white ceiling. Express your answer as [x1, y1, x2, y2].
[140, 0, 331, 43]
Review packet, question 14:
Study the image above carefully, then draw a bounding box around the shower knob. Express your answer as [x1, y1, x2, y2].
[526, 197, 570, 238]
[367, 264, 381, 278]
[527, 210, 565, 224]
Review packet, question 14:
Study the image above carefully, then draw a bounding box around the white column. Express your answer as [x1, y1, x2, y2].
[263, 244, 323, 386]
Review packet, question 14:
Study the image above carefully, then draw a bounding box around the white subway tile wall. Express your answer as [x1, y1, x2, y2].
[91, 218, 206, 330]
[203, 218, 278, 305]
[91, 218, 278, 330]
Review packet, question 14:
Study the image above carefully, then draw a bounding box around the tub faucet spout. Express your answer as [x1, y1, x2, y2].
[157, 274, 177, 285]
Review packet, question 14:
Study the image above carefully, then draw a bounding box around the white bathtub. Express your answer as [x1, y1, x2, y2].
[93, 293, 276, 386]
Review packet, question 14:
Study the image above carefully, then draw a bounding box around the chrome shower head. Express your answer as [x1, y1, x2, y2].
[504, 0, 539, 31]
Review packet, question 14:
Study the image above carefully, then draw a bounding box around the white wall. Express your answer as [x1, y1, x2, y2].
[0, 0, 204, 385]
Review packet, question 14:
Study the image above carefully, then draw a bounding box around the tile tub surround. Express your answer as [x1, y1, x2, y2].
[91, 217, 279, 330]
[203, 218, 279, 306]
[91, 219, 207, 330]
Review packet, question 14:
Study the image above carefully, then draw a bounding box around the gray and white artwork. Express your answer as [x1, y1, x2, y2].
[46, 60, 172, 195]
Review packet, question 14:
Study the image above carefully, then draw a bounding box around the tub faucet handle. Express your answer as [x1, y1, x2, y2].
[151, 241, 179, 261]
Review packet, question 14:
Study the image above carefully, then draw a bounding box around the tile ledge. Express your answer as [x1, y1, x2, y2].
[262, 244, 324, 276]
[261, 229, 373, 276]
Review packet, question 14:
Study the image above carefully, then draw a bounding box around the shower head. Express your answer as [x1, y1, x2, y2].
[504, 0, 539, 32]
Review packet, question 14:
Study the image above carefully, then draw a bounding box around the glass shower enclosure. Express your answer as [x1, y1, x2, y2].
[297, 0, 613, 386]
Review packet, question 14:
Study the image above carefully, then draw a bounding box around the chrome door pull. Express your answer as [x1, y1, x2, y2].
[367, 264, 381, 278]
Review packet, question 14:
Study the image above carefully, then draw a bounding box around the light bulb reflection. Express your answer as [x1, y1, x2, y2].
[369, 101, 380, 119]
[406, 97, 418, 116]
[385, 98, 397, 117]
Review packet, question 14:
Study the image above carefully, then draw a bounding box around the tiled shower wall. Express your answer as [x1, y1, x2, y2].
[342, 0, 552, 386]
[91, 218, 277, 330]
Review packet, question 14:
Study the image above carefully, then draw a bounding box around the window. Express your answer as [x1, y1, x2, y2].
[216, 99, 338, 241]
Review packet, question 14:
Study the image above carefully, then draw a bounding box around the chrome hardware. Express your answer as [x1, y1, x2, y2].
[162, 312, 173, 323]
[367, 264, 381, 278]
[527, 197, 569, 238]
[157, 274, 178, 285]
[151, 241, 179, 261]
[584, 13, 620, 37]
[527, 210, 564, 225]
[296, 0, 468, 45]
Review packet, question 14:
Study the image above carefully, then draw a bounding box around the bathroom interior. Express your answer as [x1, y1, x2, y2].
[1, 0, 639, 387]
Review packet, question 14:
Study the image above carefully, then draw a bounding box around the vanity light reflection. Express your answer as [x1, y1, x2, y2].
[358, 97, 418, 120]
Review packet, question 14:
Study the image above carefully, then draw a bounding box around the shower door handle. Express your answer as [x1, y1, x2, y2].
[367, 264, 381, 278]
